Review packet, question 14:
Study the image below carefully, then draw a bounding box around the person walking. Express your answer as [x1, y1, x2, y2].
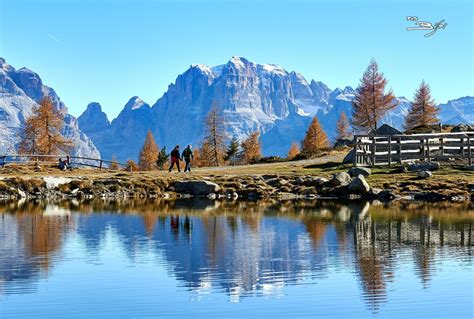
[169, 145, 181, 172]
[182, 145, 194, 172]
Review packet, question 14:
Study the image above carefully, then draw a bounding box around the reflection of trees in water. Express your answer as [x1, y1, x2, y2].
[0, 203, 72, 295]
[353, 221, 389, 312]
[0, 199, 472, 309]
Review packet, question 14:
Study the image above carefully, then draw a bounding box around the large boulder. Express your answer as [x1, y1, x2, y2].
[328, 172, 352, 187]
[348, 167, 371, 177]
[418, 170, 433, 179]
[348, 175, 371, 194]
[173, 180, 221, 196]
[408, 162, 441, 172]
[265, 177, 289, 188]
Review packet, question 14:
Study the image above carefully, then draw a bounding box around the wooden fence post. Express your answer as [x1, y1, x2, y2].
[461, 136, 465, 159]
[426, 137, 431, 162]
[388, 136, 392, 166]
[99, 160, 103, 170]
[398, 137, 402, 164]
[440, 137, 444, 157]
[353, 136, 358, 167]
[371, 137, 376, 166]
[468, 137, 472, 166]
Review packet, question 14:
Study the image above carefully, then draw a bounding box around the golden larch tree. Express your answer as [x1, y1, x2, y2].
[240, 131, 262, 164]
[404, 81, 439, 130]
[336, 111, 351, 140]
[301, 116, 329, 157]
[203, 103, 227, 166]
[351, 59, 398, 133]
[287, 142, 300, 160]
[19, 97, 72, 155]
[109, 154, 119, 170]
[194, 142, 214, 167]
[138, 130, 159, 170]
[126, 159, 139, 172]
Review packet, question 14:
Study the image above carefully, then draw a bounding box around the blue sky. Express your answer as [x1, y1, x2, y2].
[0, 0, 472, 118]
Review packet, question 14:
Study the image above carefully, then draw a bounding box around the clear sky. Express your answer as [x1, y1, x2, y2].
[0, 0, 472, 119]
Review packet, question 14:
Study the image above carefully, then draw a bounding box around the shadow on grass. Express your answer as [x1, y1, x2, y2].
[303, 162, 346, 170]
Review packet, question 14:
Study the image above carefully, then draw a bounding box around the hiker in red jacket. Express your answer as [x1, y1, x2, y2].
[169, 145, 181, 172]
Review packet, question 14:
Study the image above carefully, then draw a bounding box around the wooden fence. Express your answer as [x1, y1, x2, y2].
[353, 132, 474, 167]
[0, 154, 127, 170]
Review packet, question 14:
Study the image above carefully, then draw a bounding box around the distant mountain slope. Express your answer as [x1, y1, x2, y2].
[74, 57, 473, 161]
[0, 58, 100, 158]
[78, 97, 155, 161]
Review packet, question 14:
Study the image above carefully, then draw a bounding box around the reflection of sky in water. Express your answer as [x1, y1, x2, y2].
[0, 200, 472, 318]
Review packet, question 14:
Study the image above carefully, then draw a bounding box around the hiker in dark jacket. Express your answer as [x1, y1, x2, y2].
[169, 145, 181, 172]
[182, 145, 194, 172]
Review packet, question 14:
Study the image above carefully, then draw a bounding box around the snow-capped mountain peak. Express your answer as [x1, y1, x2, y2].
[124, 96, 149, 111]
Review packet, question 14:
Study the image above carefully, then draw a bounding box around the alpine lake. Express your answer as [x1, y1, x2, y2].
[0, 199, 472, 318]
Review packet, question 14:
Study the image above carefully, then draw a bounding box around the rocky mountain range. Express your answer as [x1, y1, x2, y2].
[1, 57, 472, 162]
[78, 57, 473, 161]
[0, 58, 99, 158]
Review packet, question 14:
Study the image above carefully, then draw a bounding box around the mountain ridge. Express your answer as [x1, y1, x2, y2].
[78, 57, 473, 161]
[0, 58, 100, 158]
[1, 56, 471, 163]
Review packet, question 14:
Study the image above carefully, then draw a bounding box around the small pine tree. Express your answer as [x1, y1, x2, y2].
[204, 103, 227, 166]
[336, 111, 351, 140]
[192, 147, 203, 167]
[126, 160, 139, 172]
[404, 81, 439, 130]
[301, 116, 329, 157]
[138, 130, 159, 171]
[240, 131, 262, 164]
[19, 115, 41, 155]
[225, 136, 240, 166]
[19, 97, 73, 155]
[110, 154, 119, 170]
[287, 142, 300, 160]
[351, 59, 398, 133]
[196, 141, 214, 167]
[156, 147, 170, 170]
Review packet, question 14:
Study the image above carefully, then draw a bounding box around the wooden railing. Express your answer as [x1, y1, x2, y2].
[0, 154, 127, 170]
[353, 132, 474, 167]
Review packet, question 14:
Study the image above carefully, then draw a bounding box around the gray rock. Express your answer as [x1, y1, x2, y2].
[293, 177, 306, 185]
[265, 178, 289, 187]
[328, 172, 352, 187]
[173, 180, 221, 196]
[348, 175, 371, 194]
[313, 177, 329, 186]
[348, 167, 371, 177]
[418, 170, 433, 179]
[17, 188, 27, 198]
[408, 162, 440, 172]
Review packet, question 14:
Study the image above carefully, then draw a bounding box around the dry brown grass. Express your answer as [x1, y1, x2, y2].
[1, 150, 473, 197]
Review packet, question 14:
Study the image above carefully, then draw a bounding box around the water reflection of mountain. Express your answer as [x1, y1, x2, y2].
[0, 200, 472, 309]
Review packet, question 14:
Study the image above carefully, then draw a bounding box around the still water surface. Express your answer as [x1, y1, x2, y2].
[0, 200, 472, 318]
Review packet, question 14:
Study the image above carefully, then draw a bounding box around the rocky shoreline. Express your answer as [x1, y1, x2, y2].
[0, 162, 472, 202]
